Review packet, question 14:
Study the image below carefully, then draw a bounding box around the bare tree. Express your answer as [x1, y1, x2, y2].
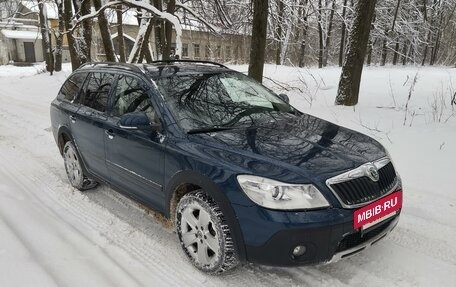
[248, 0, 269, 82]
[275, 0, 284, 65]
[317, 0, 323, 68]
[54, 0, 64, 71]
[63, 0, 80, 70]
[116, 4, 126, 62]
[93, 0, 116, 62]
[339, 0, 348, 67]
[336, 0, 378, 106]
[380, 0, 401, 66]
[38, 0, 53, 74]
[298, 0, 309, 67]
[323, 0, 336, 67]
[163, 0, 176, 60]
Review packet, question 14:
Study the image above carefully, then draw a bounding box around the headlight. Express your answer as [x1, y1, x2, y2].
[237, 175, 330, 210]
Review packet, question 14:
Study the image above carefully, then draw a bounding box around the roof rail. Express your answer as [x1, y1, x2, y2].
[79, 62, 143, 73]
[148, 59, 228, 69]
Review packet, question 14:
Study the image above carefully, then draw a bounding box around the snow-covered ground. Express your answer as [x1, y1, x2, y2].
[0, 63, 455, 286]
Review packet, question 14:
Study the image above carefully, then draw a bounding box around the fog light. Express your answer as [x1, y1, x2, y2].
[292, 245, 306, 257]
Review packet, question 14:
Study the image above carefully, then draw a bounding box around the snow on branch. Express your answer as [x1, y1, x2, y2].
[70, 0, 183, 56]
[175, 2, 220, 33]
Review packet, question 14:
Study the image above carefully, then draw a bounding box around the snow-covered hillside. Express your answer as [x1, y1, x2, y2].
[0, 64, 455, 286]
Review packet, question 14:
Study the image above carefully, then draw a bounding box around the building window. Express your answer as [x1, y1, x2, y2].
[193, 44, 200, 58]
[182, 43, 188, 58]
[205, 45, 211, 59]
[225, 46, 231, 60]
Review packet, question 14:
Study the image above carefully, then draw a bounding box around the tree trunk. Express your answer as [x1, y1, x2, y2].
[138, 19, 155, 63]
[93, 0, 116, 62]
[129, 16, 150, 63]
[430, 11, 443, 65]
[317, 0, 323, 68]
[323, 0, 336, 67]
[248, 0, 269, 82]
[116, 4, 126, 62]
[380, 0, 402, 66]
[421, 0, 430, 66]
[298, 0, 308, 67]
[63, 0, 80, 70]
[77, 0, 91, 64]
[163, 0, 176, 60]
[153, 0, 165, 58]
[366, 13, 376, 66]
[38, 0, 53, 74]
[422, 31, 430, 65]
[392, 42, 400, 65]
[366, 39, 373, 66]
[401, 40, 408, 65]
[336, 0, 378, 106]
[275, 0, 284, 65]
[338, 0, 348, 67]
[54, 0, 64, 71]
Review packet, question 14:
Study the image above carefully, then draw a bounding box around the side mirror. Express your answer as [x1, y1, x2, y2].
[278, 93, 290, 104]
[119, 112, 156, 130]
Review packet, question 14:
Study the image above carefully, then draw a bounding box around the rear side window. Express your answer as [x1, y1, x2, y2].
[79, 72, 115, 112]
[57, 73, 87, 102]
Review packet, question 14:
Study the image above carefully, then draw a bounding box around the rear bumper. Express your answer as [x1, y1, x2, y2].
[233, 203, 400, 266]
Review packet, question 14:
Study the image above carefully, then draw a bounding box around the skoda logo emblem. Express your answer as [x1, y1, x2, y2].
[367, 165, 380, 182]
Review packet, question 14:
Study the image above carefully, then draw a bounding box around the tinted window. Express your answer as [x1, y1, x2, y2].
[57, 73, 87, 102]
[111, 75, 154, 119]
[79, 72, 115, 112]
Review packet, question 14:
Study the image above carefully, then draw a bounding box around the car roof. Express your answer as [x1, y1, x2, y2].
[77, 61, 231, 79]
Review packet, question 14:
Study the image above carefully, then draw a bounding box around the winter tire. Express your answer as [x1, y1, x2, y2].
[176, 190, 239, 274]
[63, 141, 97, 191]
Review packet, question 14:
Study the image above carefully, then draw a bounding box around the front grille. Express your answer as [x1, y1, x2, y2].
[330, 162, 397, 206]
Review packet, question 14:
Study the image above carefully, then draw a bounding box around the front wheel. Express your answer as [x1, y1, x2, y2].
[63, 141, 97, 190]
[176, 190, 239, 274]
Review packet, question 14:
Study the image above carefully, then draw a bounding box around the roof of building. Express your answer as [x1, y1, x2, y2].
[1, 29, 42, 40]
[20, 0, 58, 20]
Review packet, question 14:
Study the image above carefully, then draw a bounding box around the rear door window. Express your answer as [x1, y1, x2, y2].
[79, 72, 115, 112]
[57, 72, 87, 102]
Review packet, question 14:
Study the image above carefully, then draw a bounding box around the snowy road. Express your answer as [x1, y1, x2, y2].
[0, 65, 455, 286]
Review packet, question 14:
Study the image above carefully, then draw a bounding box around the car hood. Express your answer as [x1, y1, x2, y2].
[190, 112, 386, 182]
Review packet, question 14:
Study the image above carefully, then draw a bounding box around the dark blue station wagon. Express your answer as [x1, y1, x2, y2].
[50, 61, 402, 274]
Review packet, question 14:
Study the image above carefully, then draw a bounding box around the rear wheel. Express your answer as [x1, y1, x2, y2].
[176, 190, 239, 274]
[63, 141, 97, 190]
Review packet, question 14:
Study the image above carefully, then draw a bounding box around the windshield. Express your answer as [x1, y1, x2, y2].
[154, 72, 294, 131]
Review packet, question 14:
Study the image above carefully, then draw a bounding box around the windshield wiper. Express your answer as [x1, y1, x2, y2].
[187, 126, 236, 134]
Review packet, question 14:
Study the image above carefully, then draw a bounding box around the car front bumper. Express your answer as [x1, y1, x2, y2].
[232, 204, 400, 266]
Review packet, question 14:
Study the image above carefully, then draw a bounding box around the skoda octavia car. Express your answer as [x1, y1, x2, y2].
[50, 61, 402, 274]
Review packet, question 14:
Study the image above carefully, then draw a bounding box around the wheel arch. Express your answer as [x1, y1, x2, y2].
[164, 170, 247, 262]
[57, 126, 74, 155]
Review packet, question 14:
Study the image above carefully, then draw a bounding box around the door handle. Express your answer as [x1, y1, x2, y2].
[69, 115, 76, 123]
[105, 129, 114, 140]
